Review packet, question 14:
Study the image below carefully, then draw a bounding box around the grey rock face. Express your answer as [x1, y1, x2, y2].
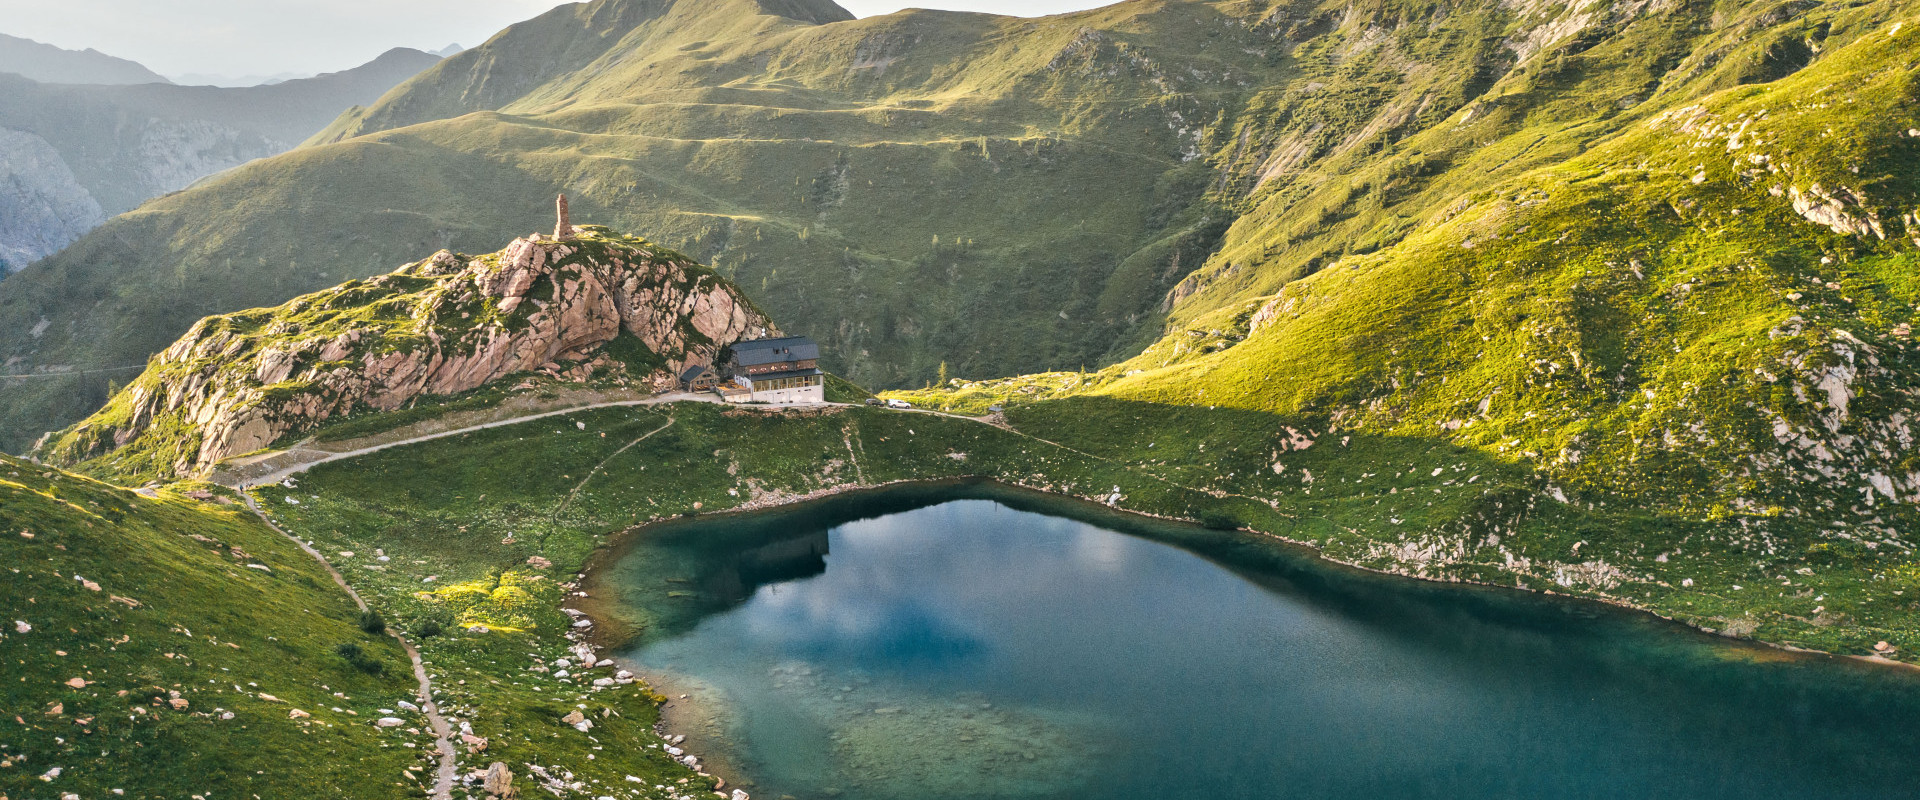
[0, 129, 105, 273]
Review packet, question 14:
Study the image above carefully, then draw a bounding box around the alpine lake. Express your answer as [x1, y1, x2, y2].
[581, 483, 1920, 800]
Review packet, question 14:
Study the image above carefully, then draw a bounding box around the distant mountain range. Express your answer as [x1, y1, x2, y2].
[170, 45, 461, 87]
[168, 70, 313, 88]
[0, 32, 171, 85]
[0, 46, 443, 274]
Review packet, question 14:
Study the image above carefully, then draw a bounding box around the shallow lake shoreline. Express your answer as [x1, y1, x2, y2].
[575, 476, 1918, 675]
[569, 479, 1920, 799]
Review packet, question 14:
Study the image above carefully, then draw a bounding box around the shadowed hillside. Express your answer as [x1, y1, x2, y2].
[0, 48, 443, 272]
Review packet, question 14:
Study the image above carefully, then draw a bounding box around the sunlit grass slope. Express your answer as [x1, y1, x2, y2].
[5, 0, 1881, 452]
[0, 455, 426, 798]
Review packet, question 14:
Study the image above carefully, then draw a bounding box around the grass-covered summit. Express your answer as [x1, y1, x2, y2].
[36, 224, 773, 480]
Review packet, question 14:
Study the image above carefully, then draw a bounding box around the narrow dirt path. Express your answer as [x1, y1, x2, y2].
[890, 405, 1302, 515]
[233, 394, 722, 489]
[240, 494, 459, 800]
[552, 413, 676, 517]
[0, 364, 148, 380]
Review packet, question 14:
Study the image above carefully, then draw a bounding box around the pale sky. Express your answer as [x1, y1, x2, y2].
[0, 0, 1111, 81]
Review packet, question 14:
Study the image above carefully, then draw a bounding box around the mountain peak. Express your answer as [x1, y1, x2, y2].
[0, 32, 171, 85]
[309, 0, 852, 144]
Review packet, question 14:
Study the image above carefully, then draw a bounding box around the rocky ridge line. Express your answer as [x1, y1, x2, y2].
[38, 225, 774, 477]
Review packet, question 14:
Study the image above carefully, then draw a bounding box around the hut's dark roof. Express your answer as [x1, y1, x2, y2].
[728, 336, 819, 368]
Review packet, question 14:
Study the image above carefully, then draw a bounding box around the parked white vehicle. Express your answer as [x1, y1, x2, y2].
[886, 399, 912, 409]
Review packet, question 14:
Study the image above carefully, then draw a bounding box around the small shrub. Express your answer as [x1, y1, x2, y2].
[358, 609, 386, 634]
[335, 642, 386, 675]
[417, 619, 444, 638]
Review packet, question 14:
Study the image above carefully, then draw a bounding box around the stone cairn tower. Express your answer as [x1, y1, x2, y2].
[555, 193, 574, 240]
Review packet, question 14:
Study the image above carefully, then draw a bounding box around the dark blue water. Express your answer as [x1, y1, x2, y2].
[602, 487, 1920, 800]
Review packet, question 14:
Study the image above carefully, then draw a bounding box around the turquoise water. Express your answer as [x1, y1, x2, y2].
[603, 486, 1920, 800]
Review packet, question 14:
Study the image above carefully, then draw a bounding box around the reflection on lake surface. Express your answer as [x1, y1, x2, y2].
[595, 485, 1920, 800]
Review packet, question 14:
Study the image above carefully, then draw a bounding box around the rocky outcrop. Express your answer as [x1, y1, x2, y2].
[1788, 184, 1888, 240]
[38, 226, 774, 477]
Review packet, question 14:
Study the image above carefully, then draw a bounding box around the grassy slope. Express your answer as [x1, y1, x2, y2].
[898, 2, 1920, 515]
[0, 454, 428, 798]
[0, 0, 1742, 452]
[870, 2, 1920, 660]
[0, 0, 1289, 451]
[1164, 0, 1913, 324]
[1091, 5, 1920, 511]
[265, 397, 1920, 690]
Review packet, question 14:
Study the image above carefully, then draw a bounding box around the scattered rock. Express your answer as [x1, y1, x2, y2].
[561, 710, 586, 725]
[13, 620, 29, 633]
[288, 709, 310, 719]
[375, 717, 405, 728]
[526, 556, 553, 569]
[64, 677, 87, 688]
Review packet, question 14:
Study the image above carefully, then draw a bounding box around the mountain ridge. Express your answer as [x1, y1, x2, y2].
[0, 46, 445, 273]
[4, 0, 1917, 464]
[37, 223, 774, 480]
[0, 32, 171, 85]
[310, 0, 857, 145]
[0, 0, 1292, 449]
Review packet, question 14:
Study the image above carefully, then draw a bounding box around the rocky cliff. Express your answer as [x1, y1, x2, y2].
[37, 225, 773, 478]
[0, 128, 105, 272]
[0, 48, 443, 271]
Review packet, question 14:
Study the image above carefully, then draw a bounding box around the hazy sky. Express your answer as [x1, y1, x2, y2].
[0, 0, 1111, 81]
